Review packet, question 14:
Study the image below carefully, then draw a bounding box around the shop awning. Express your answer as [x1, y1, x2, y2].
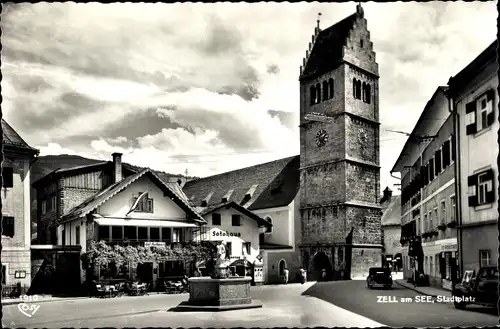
[93, 216, 198, 228]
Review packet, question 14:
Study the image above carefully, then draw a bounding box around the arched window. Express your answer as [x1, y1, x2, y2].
[366, 84, 371, 104]
[310, 85, 316, 105]
[315, 83, 321, 103]
[362, 82, 366, 102]
[328, 78, 334, 99]
[264, 216, 273, 233]
[356, 80, 362, 99]
[322, 81, 329, 100]
[353, 78, 357, 98]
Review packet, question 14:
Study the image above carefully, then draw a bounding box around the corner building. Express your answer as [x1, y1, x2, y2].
[298, 4, 383, 280]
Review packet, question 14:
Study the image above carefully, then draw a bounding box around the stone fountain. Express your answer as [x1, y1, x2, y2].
[176, 241, 263, 311]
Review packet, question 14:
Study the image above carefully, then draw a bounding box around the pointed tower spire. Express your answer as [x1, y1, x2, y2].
[356, 2, 364, 16]
[317, 12, 322, 31]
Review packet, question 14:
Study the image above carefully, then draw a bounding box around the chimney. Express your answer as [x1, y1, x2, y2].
[112, 153, 123, 183]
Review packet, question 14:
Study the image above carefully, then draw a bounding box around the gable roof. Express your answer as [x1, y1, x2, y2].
[300, 13, 357, 81]
[381, 195, 401, 227]
[201, 201, 272, 229]
[448, 40, 497, 96]
[2, 119, 39, 154]
[59, 168, 205, 225]
[183, 155, 300, 211]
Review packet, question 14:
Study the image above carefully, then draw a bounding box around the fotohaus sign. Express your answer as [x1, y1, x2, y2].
[212, 230, 241, 237]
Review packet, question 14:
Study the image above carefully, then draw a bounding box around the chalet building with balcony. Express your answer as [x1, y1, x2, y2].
[31, 153, 207, 290]
[448, 40, 498, 274]
[1, 119, 39, 291]
[184, 156, 300, 284]
[391, 86, 459, 290]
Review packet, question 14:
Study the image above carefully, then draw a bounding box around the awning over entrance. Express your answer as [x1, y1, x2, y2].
[93, 216, 198, 228]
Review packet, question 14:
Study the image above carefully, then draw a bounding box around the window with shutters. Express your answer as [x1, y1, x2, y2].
[468, 169, 495, 207]
[480, 250, 491, 267]
[451, 135, 456, 162]
[450, 195, 456, 222]
[428, 159, 435, 181]
[2, 216, 15, 237]
[466, 90, 495, 135]
[440, 200, 446, 225]
[442, 140, 451, 168]
[434, 149, 442, 175]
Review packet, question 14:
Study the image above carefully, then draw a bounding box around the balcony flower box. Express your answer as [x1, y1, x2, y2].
[437, 224, 447, 231]
[446, 221, 457, 228]
[430, 230, 439, 236]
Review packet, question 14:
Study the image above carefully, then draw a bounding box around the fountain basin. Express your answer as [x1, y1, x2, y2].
[175, 276, 262, 311]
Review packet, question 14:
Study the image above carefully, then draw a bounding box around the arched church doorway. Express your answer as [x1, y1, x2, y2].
[311, 252, 333, 281]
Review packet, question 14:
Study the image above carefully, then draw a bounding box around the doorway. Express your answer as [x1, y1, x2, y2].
[312, 252, 333, 281]
[278, 259, 286, 277]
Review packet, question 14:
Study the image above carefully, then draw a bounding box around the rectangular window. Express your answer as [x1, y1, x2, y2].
[480, 250, 491, 267]
[2, 167, 13, 188]
[98, 225, 110, 241]
[1, 216, 15, 237]
[41, 200, 47, 214]
[172, 228, 181, 243]
[138, 227, 148, 240]
[440, 201, 446, 225]
[434, 149, 442, 174]
[112, 226, 123, 240]
[231, 214, 241, 226]
[61, 229, 66, 246]
[243, 242, 251, 255]
[478, 172, 493, 205]
[450, 196, 456, 222]
[124, 226, 137, 240]
[161, 227, 171, 243]
[477, 94, 489, 131]
[75, 226, 80, 245]
[212, 213, 221, 226]
[428, 211, 432, 231]
[1, 265, 6, 285]
[428, 159, 435, 181]
[434, 208, 438, 228]
[150, 227, 160, 240]
[133, 193, 154, 213]
[442, 140, 451, 168]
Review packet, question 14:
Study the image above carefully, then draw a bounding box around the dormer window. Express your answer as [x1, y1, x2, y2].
[222, 189, 234, 203]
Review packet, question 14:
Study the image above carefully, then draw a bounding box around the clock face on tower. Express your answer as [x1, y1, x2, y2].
[315, 129, 329, 147]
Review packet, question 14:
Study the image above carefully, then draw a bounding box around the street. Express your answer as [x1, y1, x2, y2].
[3, 281, 498, 328]
[302, 280, 499, 327]
[2, 282, 384, 328]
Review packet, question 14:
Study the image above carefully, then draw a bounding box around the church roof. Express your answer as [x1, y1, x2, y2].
[183, 155, 300, 211]
[2, 119, 39, 154]
[300, 13, 358, 81]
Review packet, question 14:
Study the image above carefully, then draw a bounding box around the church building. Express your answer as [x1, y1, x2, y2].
[185, 4, 382, 282]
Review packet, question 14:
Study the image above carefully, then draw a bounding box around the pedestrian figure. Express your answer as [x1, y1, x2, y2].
[299, 267, 307, 284]
[283, 267, 289, 284]
[321, 268, 326, 281]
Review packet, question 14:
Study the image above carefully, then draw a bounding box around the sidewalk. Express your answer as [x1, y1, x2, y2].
[396, 279, 452, 297]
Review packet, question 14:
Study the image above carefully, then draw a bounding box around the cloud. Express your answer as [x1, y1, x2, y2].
[266, 64, 280, 75]
[2, 2, 496, 192]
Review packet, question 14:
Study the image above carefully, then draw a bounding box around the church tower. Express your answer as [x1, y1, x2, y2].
[298, 4, 382, 280]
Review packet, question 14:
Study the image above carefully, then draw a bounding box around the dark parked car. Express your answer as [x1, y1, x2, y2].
[367, 267, 392, 289]
[452, 266, 498, 311]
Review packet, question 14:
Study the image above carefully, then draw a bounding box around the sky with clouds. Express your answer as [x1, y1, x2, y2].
[1, 2, 496, 191]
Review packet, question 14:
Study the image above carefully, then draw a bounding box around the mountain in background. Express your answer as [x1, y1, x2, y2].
[30, 154, 198, 240]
